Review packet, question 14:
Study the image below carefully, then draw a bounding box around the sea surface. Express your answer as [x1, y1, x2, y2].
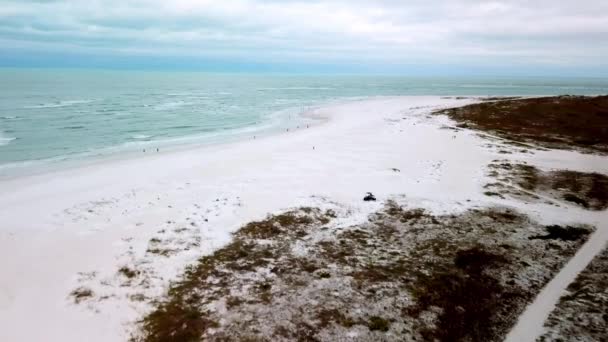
[1, 68, 607, 178]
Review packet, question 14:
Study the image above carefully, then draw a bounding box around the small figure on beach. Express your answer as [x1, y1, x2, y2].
[156, 148, 159, 152]
[363, 192, 376, 201]
[143, 149, 146, 152]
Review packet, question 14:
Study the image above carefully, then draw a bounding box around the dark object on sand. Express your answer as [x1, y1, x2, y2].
[364, 192, 376, 201]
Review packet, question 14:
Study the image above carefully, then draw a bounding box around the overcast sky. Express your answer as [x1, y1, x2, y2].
[1, 0, 607, 74]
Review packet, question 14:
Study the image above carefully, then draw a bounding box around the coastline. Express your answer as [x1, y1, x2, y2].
[0, 96, 606, 341]
[0, 94, 373, 182]
[0, 101, 319, 181]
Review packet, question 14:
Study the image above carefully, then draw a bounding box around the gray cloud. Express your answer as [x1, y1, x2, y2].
[0, 0, 607, 69]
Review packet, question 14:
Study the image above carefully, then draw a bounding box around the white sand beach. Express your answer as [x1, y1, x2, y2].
[0, 96, 606, 341]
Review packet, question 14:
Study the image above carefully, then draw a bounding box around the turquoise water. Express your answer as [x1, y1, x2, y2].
[1, 68, 607, 176]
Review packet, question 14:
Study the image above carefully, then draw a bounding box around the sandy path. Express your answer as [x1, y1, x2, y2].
[504, 209, 608, 342]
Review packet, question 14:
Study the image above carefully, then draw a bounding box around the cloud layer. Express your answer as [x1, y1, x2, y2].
[1, 0, 607, 72]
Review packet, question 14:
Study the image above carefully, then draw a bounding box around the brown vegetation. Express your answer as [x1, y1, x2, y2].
[436, 95, 608, 154]
[131, 203, 593, 342]
[540, 245, 608, 341]
[529, 225, 591, 242]
[131, 208, 334, 342]
[69, 287, 94, 304]
[118, 266, 140, 279]
[485, 161, 608, 210]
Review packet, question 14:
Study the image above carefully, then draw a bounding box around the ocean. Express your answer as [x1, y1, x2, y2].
[1, 68, 607, 177]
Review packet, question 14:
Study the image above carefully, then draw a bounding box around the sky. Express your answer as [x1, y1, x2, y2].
[0, 0, 607, 75]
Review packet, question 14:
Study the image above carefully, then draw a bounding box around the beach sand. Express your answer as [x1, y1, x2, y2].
[0, 96, 606, 341]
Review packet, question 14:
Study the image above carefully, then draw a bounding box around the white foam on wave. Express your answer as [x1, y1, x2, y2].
[153, 101, 192, 111]
[166, 92, 209, 96]
[1, 116, 19, 120]
[24, 99, 96, 109]
[131, 134, 153, 140]
[0, 99, 324, 176]
[0, 133, 16, 146]
[258, 86, 334, 91]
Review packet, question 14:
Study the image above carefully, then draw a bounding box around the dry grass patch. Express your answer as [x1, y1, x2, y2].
[540, 245, 608, 342]
[436, 95, 608, 154]
[485, 161, 608, 210]
[131, 203, 593, 342]
[145, 247, 178, 257]
[131, 208, 334, 342]
[118, 266, 140, 279]
[70, 287, 94, 304]
[529, 225, 592, 242]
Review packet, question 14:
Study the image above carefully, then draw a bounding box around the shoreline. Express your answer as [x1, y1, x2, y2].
[0, 95, 441, 185]
[0, 94, 556, 182]
[0, 101, 321, 181]
[0, 95, 605, 341]
[0, 94, 352, 187]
